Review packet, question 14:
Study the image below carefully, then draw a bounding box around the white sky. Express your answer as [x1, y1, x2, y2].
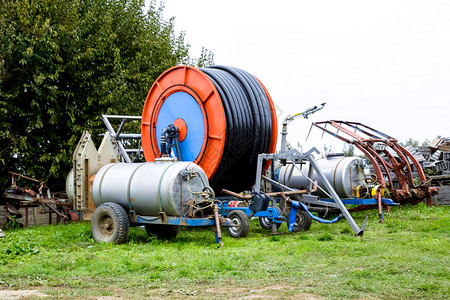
[149, 0, 450, 153]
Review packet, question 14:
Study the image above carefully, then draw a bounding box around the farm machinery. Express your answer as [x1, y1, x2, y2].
[61, 65, 436, 244]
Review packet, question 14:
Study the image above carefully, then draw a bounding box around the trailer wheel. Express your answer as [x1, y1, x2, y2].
[145, 224, 180, 240]
[259, 207, 283, 230]
[259, 217, 282, 230]
[91, 202, 129, 244]
[227, 210, 250, 238]
[288, 209, 312, 232]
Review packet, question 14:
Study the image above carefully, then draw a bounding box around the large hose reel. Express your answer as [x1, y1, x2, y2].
[141, 65, 277, 193]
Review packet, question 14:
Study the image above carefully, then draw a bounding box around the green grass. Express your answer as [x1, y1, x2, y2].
[0, 203, 449, 299]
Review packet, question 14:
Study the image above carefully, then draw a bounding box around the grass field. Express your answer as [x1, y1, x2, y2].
[0, 203, 449, 299]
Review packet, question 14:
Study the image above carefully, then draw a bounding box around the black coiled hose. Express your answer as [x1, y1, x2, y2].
[200, 66, 273, 193]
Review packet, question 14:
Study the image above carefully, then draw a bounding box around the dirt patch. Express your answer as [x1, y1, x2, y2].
[0, 289, 48, 299]
[203, 284, 322, 299]
[122, 284, 322, 299]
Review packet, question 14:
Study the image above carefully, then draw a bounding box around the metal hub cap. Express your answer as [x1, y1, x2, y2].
[229, 217, 241, 235]
[99, 216, 114, 237]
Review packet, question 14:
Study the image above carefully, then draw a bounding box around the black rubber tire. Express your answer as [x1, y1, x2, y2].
[91, 202, 129, 244]
[226, 210, 250, 238]
[145, 224, 180, 240]
[317, 210, 340, 219]
[287, 209, 312, 232]
[259, 216, 282, 230]
[258, 207, 283, 230]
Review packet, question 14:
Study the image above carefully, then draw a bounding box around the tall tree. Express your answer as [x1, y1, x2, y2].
[342, 144, 355, 157]
[400, 138, 420, 148]
[0, 0, 211, 190]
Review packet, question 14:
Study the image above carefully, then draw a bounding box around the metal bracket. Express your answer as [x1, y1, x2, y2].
[101, 115, 142, 163]
[255, 147, 365, 236]
[71, 130, 120, 212]
[254, 147, 319, 192]
[159, 211, 168, 224]
[160, 124, 182, 160]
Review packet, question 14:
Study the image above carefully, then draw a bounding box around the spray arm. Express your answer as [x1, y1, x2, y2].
[284, 102, 326, 125]
[280, 102, 326, 153]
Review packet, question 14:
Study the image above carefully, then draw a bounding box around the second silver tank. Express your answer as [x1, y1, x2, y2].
[277, 155, 367, 198]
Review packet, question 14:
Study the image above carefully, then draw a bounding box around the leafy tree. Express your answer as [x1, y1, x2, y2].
[342, 144, 355, 157]
[421, 139, 430, 147]
[196, 46, 215, 68]
[400, 138, 434, 148]
[0, 0, 212, 190]
[401, 138, 420, 148]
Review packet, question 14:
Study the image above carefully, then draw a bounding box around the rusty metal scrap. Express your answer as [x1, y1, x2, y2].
[2, 171, 74, 227]
[310, 121, 438, 206]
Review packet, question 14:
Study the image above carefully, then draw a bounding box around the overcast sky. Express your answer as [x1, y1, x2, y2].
[150, 0, 450, 153]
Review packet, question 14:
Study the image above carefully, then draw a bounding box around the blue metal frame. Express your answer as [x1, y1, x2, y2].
[135, 215, 222, 226]
[131, 196, 397, 237]
[131, 212, 232, 245]
[318, 197, 399, 206]
[217, 200, 285, 224]
[216, 195, 398, 232]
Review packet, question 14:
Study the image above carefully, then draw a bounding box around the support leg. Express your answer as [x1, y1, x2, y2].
[308, 155, 364, 235]
[25, 207, 29, 228]
[214, 204, 223, 247]
[378, 192, 384, 223]
[271, 198, 279, 235]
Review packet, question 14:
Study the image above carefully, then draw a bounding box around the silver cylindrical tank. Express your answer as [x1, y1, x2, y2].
[92, 159, 209, 216]
[278, 155, 366, 198]
[65, 169, 75, 203]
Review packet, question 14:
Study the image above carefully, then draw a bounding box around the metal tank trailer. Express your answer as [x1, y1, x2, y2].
[66, 130, 230, 245]
[90, 159, 224, 244]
